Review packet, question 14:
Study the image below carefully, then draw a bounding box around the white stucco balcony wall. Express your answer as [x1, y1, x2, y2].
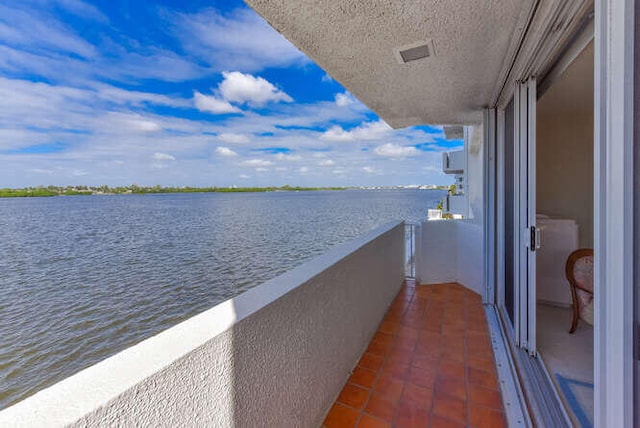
[416, 220, 484, 296]
[0, 222, 405, 427]
[416, 123, 485, 295]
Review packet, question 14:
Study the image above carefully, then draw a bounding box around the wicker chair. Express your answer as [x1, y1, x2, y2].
[565, 248, 594, 333]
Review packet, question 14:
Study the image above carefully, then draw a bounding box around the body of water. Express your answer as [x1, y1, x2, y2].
[0, 189, 444, 408]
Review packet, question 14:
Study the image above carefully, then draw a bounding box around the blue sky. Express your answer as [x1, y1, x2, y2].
[0, 0, 462, 187]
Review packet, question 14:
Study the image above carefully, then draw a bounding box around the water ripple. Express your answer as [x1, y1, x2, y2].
[0, 190, 443, 409]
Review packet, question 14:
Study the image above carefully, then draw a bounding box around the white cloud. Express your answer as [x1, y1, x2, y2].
[194, 72, 292, 115]
[95, 85, 189, 108]
[216, 146, 237, 157]
[52, 0, 109, 23]
[0, 5, 206, 83]
[318, 159, 335, 166]
[239, 174, 250, 179]
[113, 50, 207, 82]
[193, 91, 241, 114]
[275, 153, 301, 161]
[374, 143, 419, 158]
[71, 168, 88, 176]
[219, 71, 292, 107]
[218, 133, 250, 144]
[0, 64, 453, 188]
[255, 167, 269, 172]
[321, 126, 352, 142]
[96, 113, 163, 134]
[321, 120, 391, 142]
[29, 168, 54, 174]
[122, 116, 161, 133]
[243, 159, 273, 167]
[172, 8, 308, 73]
[0, 4, 96, 59]
[335, 92, 356, 107]
[152, 152, 175, 161]
[423, 165, 441, 173]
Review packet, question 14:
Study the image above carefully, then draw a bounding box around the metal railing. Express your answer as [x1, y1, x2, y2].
[404, 223, 417, 279]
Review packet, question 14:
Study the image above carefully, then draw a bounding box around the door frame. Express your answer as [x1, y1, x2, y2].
[494, 79, 537, 352]
[487, 0, 638, 425]
[516, 79, 538, 355]
[484, 1, 640, 426]
[594, 0, 636, 425]
[495, 96, 518, 343]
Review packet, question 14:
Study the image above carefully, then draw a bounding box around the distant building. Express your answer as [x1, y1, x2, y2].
[442, 148, 467, 218]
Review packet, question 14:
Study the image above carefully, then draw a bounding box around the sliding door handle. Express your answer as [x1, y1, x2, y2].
[529, 226, 541, 251]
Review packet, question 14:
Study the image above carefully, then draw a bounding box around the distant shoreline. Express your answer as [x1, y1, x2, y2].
[0, 185, 448, 198]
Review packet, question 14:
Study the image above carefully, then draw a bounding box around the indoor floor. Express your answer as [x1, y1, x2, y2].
[537, 303, 594, 427]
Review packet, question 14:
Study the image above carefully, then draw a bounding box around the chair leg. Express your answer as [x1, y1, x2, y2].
[569, 304, 579, 333]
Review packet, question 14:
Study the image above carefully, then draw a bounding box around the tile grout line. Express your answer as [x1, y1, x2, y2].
[327, 284, 507, 428]
[394, 283, 417, 426]
[391, 284, 417, 427]
[464, 293, 472, 428]
[426, 287, 441, 428]
[359, 282, 415, 427]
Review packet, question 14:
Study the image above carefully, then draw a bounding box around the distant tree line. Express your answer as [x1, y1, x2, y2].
[0, 184, 451, 198]
[0, 184, 348, 198]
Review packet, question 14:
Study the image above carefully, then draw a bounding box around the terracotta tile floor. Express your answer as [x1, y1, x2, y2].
[323, 282, 506, 428]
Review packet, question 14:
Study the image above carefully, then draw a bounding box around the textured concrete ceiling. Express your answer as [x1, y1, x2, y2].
[245, 0, 527, 128]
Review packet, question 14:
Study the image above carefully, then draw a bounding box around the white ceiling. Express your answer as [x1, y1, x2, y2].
[245, 0, 529, 128]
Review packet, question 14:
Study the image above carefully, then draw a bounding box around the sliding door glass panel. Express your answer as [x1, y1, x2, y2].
[504, 98, 516, 325]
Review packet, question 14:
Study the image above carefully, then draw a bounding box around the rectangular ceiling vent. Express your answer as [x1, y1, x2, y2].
[394, 39, 435, 65]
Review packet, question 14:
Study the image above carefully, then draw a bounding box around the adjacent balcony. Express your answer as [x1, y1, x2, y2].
[0, 221, 504, 427]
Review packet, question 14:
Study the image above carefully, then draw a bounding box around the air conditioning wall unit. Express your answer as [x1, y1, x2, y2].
[442, 150, 464, 174]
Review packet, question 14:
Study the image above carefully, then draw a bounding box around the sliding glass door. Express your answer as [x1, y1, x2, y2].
[516, 79, 537, 353]
[502, 98, 517, 327]
[497, 79, 537, 353]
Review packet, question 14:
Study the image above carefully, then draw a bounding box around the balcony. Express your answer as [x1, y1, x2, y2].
[324, 282, 505, 427]
[0, 221, 503, 427]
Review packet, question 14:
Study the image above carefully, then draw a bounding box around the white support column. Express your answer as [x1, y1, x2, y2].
[594, 0, 636, 426]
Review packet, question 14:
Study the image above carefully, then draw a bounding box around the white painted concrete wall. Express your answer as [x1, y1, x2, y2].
[0, 222, 405, 428]
[465, 125, 484, 226]
[417, 124, 485, 296]
[456, 221, 484, 295]
[417, 219, 483, 296]
[456, 124, 486, 295]
[416, 220, 457, 284]
[449, 194, 468, 217]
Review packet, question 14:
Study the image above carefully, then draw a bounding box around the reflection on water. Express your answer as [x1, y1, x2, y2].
[0, 189, 443, 408]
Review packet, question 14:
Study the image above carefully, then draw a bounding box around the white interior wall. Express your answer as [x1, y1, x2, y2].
[537, 41, 594, 249]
